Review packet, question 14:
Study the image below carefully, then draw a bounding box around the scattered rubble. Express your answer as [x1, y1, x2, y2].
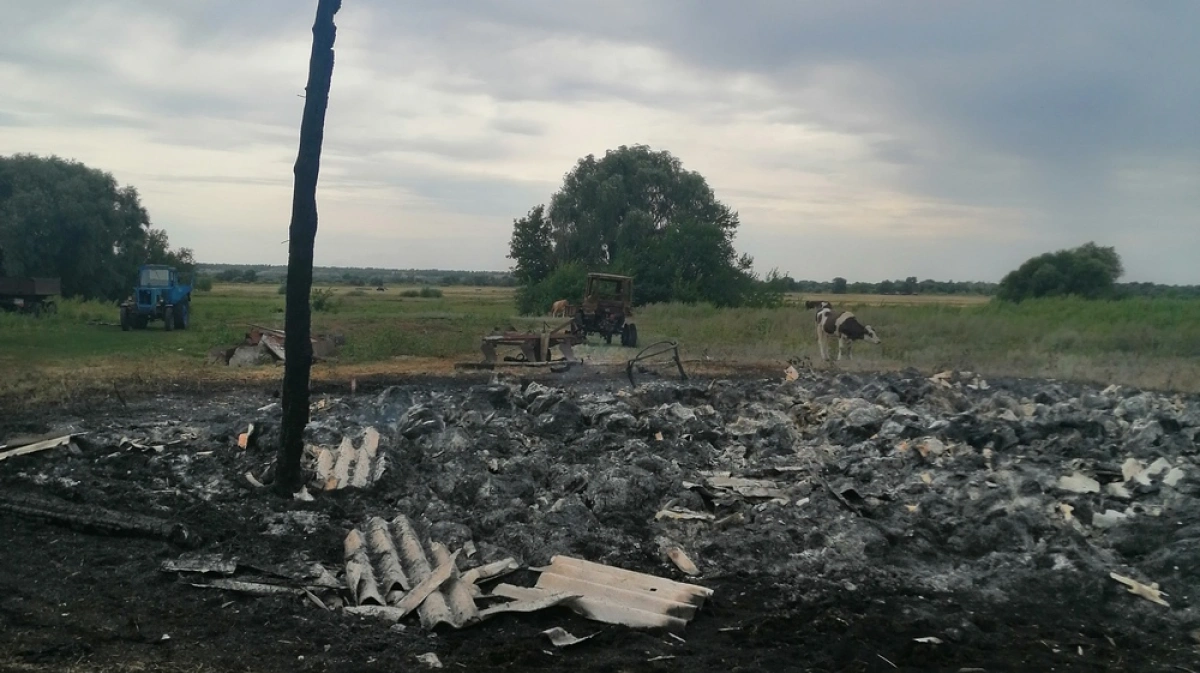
[207, 324, 344, 367]
[2, 368, 1199, 669]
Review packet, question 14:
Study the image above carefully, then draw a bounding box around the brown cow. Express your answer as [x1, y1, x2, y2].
[550, 299, 569, 318]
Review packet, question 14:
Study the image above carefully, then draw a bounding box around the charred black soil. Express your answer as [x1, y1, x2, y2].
[2, 367, 1198, 672]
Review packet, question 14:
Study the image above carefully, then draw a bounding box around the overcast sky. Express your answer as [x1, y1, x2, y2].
[3, 1, 1197, 283]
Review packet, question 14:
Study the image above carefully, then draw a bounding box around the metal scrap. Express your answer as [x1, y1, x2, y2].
[0, 434, 79, 463]
[161, 553, 238, 576]
[626, 340, 687, 387]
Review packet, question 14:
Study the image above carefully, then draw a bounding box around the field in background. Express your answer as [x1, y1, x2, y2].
[786, 292, 991, 307]
[2, 284, 1199, 406]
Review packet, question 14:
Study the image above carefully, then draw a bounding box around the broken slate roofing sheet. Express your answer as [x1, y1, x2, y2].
[494, 555, 714, 633]
[306, 427, 386, 491]
[344, 514, 479, 629]
[343, 514, 713, 633]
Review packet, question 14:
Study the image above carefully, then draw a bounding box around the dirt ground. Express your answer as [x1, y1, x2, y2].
[1, 363, 1198, 672]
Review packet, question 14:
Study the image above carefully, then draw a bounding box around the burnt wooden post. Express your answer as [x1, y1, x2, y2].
[275, 0, 342, 496]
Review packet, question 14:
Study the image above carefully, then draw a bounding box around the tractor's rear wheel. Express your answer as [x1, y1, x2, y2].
[164, 306, 175, 331]
[120, 308, 131, 331]
[174, 302, 190, 330]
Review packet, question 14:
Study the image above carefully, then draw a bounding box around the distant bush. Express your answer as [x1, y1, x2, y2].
[998, 242, 1124, 302]
[311, 287, 339, 312]
[194, 276, 214, 292]
[347, 288, 366, 297]
[400, 287, 443, 298]
[277, 283, 287, 295]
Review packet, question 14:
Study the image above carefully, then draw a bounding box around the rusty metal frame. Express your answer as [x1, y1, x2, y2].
[625, 340, 687, 387]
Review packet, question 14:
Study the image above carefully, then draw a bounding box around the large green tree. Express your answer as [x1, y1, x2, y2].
[509, 144, 760, 312]
[0, 154, 194, 300]
[997, 241, 1124, 302]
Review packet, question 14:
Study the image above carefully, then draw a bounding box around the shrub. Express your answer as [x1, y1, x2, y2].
[194, 276, 214, 292]
[311, 287, 339, 312]
[399, 287, 443, 298]
[998, 242, 1124, 302]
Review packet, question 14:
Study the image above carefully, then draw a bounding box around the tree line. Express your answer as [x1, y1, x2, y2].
[767, 275, 999, 296]
[0, 154, 194, 301]
[195, 265, 517, 289]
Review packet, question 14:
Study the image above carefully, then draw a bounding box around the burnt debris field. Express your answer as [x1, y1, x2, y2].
[1, 368, 1198, 672]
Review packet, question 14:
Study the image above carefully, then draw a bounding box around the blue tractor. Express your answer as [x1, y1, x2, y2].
[120, 264, 192, 331]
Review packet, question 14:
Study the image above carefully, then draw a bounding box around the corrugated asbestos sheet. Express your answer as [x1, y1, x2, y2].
[343, 514, 480, 629]
[493, 555, 713, 632]
[306, 427, 386, 491]
[341, 516, 713, 632]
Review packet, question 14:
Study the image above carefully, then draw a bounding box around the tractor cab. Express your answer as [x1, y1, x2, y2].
[572, 272, 637, 346]
[121, 264, 192, 331]
[140, 266, 174, 288]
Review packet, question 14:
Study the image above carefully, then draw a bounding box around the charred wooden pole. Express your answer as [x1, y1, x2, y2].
[275, 0, 342, 496]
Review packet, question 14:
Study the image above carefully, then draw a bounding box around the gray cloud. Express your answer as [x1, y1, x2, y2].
[1, 0, 1197, 282]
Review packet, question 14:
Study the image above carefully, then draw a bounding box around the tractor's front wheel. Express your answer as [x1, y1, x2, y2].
[174, 302, 190, 330]
[164, 306, 175, 331]
[120, 307, 131, 332]
[622, 323, 638, 348]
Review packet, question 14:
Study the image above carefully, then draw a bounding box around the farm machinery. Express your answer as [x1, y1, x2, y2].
[569, 272, 638, 347]
[463, 272, 639, 369]
[120, 264, 192, 331]
[0, 277, 60, 316]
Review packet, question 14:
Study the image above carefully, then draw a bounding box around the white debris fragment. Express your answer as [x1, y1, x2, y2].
[1162, 467, 1185, 488]
[542, 627, 595, 647]
[913, 636, 943, 644]
[1104, 482, 1132, 499]
[1110, 572, 1170, 607]
[416, 653, 443, 668]
[665, 547, 700, 576]
[1122, 458, 1150, 485]
[1057, 473, 1100, 494]
[1092, 509, 1129, 529]
[1144, 457, 1172, 478]
[1058, 503, 1074, 521]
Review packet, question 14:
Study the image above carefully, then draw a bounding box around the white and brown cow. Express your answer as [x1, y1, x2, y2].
[815, 305, 880, 361]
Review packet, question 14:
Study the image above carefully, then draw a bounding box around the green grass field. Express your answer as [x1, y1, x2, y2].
[2, 284, 1199, 406]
